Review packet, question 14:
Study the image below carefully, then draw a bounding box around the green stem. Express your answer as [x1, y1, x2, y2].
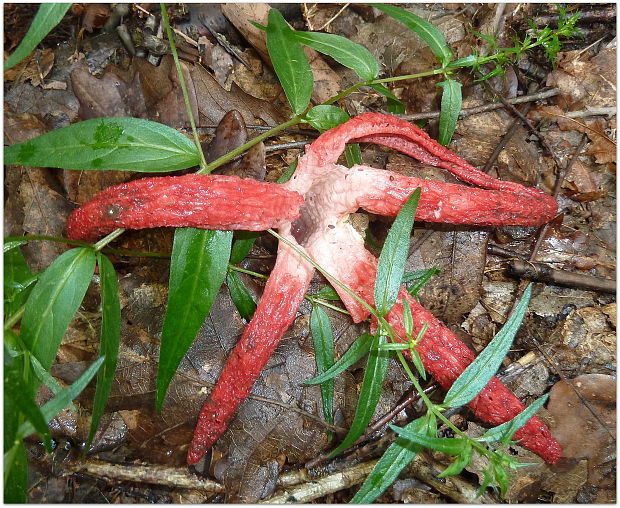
[4, 235, 91, 248]
[197, 116, 303, 175]
[372, 68, 446, 85]
[93, 228, 126, 251]
[4, 305, 25, 330]
[305, 296, 350, 316]
[160, 3, 208, 172]
[228, 265, 269, 280]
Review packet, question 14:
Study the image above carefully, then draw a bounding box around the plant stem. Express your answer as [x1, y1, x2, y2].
[228, 265, 269, 279]
[372, 68, 446, 85]
[4, 235, 91, 248]
[93, 228, 126, 251]
[160, 3, 208, 172]
[4, 305, 25, 330]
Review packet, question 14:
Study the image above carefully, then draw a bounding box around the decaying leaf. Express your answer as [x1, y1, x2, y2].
[4, 48, 55, 87]
[547, 374, 616, 502]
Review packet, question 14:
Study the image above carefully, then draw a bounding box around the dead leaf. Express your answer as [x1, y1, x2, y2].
[80, 3, 111, 33]
[189, 62, 282, 126]
[4, 48, 55, 87]
[548, 304, 616, 377]
[547, 374, 616, 495]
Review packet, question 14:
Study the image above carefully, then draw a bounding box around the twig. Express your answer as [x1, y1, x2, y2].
[395, 88, 560, 121]
[566, 106, 616, 118]
[262, 460, 378, 503]
[483, 82, 565, 172]
[63, 459, 224, 491]
[316, 3, 351, 31]
[508, 259, 616, 294]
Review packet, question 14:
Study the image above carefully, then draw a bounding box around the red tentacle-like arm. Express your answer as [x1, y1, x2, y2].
[187, 241, 314, 465]
[309, 232, 561, 463]
[292, 112, 557, 224]
[66, 174, 304, 242]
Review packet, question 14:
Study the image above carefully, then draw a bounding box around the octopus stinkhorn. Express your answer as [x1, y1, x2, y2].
[67, 113, 562, 465]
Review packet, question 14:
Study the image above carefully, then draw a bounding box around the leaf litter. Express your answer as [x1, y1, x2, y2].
[4, 2, 616, 504]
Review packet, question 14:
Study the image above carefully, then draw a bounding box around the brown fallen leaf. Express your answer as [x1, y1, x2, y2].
[4, 48, 55, 87]
[547, 374, 616, 501]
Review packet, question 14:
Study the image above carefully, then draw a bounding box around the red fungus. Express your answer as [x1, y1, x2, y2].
[66, 113, 562, 466]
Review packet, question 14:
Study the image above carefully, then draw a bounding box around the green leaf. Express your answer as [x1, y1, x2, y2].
[291, 30, 379, 80]
[437, 441, 473, 477]
[350, 415, 431, 503]
[20, 248, 97, 373]
[370, 84, 406, 114]
[405, 267, 440, 297]
[303, 105, 350, 132]
[4, 350, 52, 452]
[310, 305, 335, 425]
[265, 9, 313, 115]
[374, 189, 421, 316]
[4, 240, 28, 253]
[303, 332, 373, 385]
[4, 3, 71, 71]
[344, 144, 363, 167]
[4, 117, 201, 172]
[226, 270, 257, 322]
[329, 332, 390, 457]
[444, 285, 533, 408]
[86, 254, 121, 452]
[479, 394, 549, 444]
[447, 55, 479, 69]
[312, 285, 341, 302]
[390, 425, 466, 455]
[437, 79, 462, 146]
[156, 228, 232, 410]
[29, 354, 76, 411]
[17, 356, 105, 439]
[4, 441, 27, 502]
[230, 231, 259, 264]
[277, 159, 299, 184]
[371, 4, 453, 66]
[4, 243, 35, 317]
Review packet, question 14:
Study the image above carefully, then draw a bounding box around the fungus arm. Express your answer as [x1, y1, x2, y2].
[187, 242, 314, 465]
[67, 174, 304, 242]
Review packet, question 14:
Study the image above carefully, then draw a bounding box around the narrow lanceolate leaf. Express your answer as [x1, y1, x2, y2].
[226, 271, 257, 322]
[444, 284, 533, 408]
[4, 3, 71, 70]
[230, 231, 259, 264]
[437, 79, 462, 146]
[370, 4, 453, 66]
[86, 254, 121, 452]
[4, 117, 201, 172]
[17, 357, 105, 439]
[20, 248, 97, 373]
[374, 189, 421, 316]
[4, 243, 35, 317]
[479, 394, 550, 444]
[291, 31, 379, 80]
[265, 9, 313, 115]
[370, 84, 406, 114]
[303, 105, 350, 132]
[329, 332, 389, 457]
[390, 425, 467, 455]
[344, 143, 363, 167]
[351, 416, 430, 503]
[4, 351, 52, 452]
[438, 441, 473, 478]
[156, 228, 233, 410]
[303, 332, 373, 385]
[310, 305, 335, 425]
[404, 267, 440, 298]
